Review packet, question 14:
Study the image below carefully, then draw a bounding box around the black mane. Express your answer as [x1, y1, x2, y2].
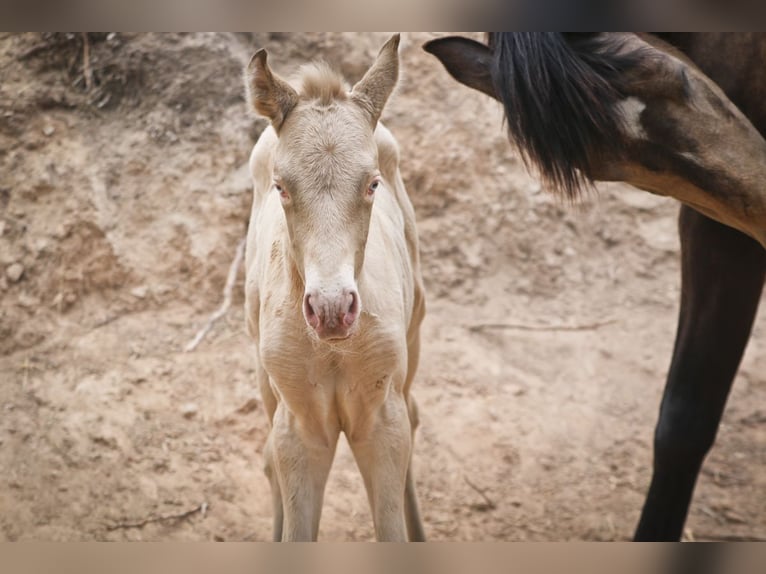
[487, 33, 645, 199]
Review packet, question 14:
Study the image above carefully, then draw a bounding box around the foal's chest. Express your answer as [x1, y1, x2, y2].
[259, 312, 408, 419]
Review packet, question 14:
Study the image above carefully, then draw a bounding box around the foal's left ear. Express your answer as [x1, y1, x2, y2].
[351, 33, 401, 127]
[423, 36, 498, 100]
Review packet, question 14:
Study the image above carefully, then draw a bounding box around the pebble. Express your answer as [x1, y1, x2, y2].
[130, 285, 148, 299]
[52, 224, 68, 239]
[236, 397, 260, 415]
[153, 365, 172, 377]
[42, 125, 55, 137]
[180, 403, 199, 419]
[18, 292, 40, 308]
[6, 263, 24, 283]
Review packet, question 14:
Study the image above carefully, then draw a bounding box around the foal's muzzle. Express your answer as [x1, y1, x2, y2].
[303, 288, 360, 340]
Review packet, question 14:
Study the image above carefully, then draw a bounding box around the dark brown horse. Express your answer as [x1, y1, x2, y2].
[424, 33, 766, 541]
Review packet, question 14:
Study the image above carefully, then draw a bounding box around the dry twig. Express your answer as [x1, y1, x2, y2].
[81, 33, 93, 91]
[185, 238, 246, 352]
[468, 318, 617, 333]
[106, 501, 208, 531]
[463, 475, 496, 511]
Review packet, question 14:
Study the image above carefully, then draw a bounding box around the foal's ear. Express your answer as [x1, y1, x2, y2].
[423, 36, 498, 100]
[351, 33, 401, 127]
[245, 49, 299, 132]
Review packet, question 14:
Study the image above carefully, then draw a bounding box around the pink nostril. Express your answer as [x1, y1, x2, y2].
[303, 294, 319, 328]
[343, 291, 359, 327]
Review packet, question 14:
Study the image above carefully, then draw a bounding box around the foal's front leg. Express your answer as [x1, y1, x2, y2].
[404, 394, 426, 542]
[257, 371, 284, 541]
[270, 402, 339, 541]
[348, 390, 412, 542]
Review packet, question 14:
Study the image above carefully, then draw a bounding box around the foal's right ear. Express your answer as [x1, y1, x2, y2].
[245, 49, 299, 132]
[423, 36, 498, 100]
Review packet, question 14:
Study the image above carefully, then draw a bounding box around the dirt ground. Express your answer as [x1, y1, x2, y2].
[1, 32, 764, 542]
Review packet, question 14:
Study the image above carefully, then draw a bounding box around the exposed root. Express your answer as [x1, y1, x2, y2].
[81, 33, 93, 91]
[464, 475, 496, 512]
[468, 318, 617, 333]
[106, 501, 208, 531]
[184, 238, 246, 352]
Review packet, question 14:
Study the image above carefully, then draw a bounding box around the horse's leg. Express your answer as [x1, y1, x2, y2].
[257, 370, 284, 541]
[262, 434, 283, 541]
[634, 205, 766, 541]
[404, 394, 426, 542]
[270, 401, 339, 541]
[348, 390, 411, 542]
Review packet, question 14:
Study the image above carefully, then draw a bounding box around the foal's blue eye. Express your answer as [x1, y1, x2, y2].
[367, 178, 381, 197]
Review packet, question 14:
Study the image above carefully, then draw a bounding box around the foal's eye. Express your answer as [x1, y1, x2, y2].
[275, 183, 289, 201]
[367, 177, 381, 198]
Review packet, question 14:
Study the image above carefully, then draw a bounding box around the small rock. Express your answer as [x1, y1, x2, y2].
[236, 397, 260, 415]
[42, 125, 55, 137]
[6, 263, 24, 283]
[153, 365, 172, 377]
[52, 224, 68, 239]
[180, 403, 199, 419]
[90, 432, 118, 450]
[18, 292, 40, 308]
[130, 285, 148, 299]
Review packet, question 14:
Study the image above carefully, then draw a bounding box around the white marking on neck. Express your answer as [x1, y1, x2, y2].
[617, 97, 647, 140]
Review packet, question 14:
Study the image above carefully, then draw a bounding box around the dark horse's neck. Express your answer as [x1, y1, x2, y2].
[653, 33, 766, 137]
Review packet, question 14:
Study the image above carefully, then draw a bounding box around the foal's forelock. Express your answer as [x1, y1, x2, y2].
[296, 62, 349, 105]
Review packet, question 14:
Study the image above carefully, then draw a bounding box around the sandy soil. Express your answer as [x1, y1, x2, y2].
[1, 32, 764, 542]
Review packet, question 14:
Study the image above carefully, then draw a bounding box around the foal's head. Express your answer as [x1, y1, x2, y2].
[246, 34, 400, 340]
